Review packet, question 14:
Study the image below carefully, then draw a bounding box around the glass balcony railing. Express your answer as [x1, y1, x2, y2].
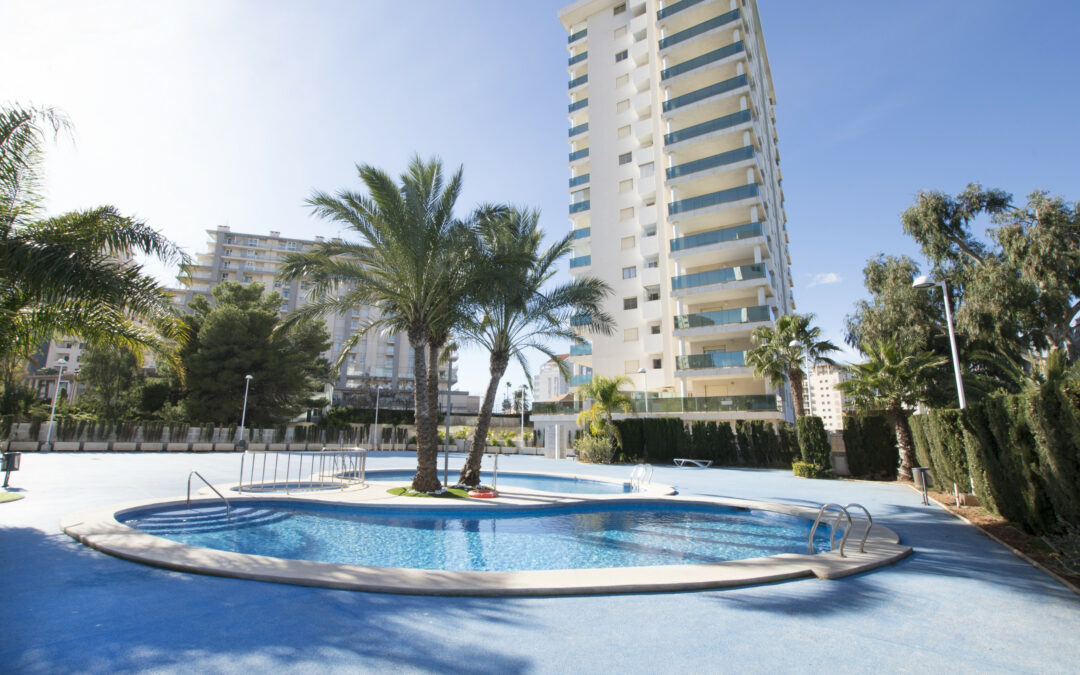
[569, 342, 592, 355]
[657, 0, 706, 20]
[672, 262, 766, 291]
[664, 109, 752, 145]
[662, 74, 748, 113]
[568, 28, 587, 44]
[670, 222, 762, 251]
[658, 9, 740, 50]
[568, 122, 589, 137]
[674, 305, 771, 330]
[668, 183, 759, 215]
[661, 41, 745, 81]
[676, 351, 747, 370]
[569, 148, 590, 162]
[568, 98, 588, 113]
[569, 173, 590, 188]
[533, 394, 779, 415]
[666, 146, 755, 180]
[570, 255, 591, 268]
[570, 314, 592, 326]
[568, 74, 588, 89]
[568, 51, 587, 66]
[570, 374, 593, 387]
[569, 201, 590, 214]
[571, 227, 591, 239]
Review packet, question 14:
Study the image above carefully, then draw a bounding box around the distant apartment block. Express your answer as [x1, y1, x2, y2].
[535, 355, 596, 401]
[803, 363, 852, 432]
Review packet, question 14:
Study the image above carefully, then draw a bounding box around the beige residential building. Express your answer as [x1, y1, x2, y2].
[540, 0, 794, 431]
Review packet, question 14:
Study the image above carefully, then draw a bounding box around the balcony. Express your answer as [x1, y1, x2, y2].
[658, 9, 740, 50]
[568, 98, 588, 113]
[532, 394, 779, 416]
[671, 222, 762, 252]
[569, 201, 590, 214]
[661, 41, 745, 81]
[672, 262, 766, 291]
[570, 374, 593, 387]
[569, 173, 590, 188]
[674, 305, 771, 330]
[666, 146, 755, 181]
[657, 0, 707, 20]
[675, 351, 746, 370]
[570, 342, 592, 356]
[668, 183, 759, 216]
[568, 28, 586, 44]
[569, 122, 589, 137]
[571, 227, 591, 239]
[568, 51, 587, 66]
[662, 75, 748, 113]
[569, 148, 590, 162]
[664, 109, 752, 146]
[568, 74, 588, 90]
[570, 314, 592, 326]
[569, 255, 591, 268]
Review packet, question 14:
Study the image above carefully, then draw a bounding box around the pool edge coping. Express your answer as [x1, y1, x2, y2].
[61, 494, 912, 596]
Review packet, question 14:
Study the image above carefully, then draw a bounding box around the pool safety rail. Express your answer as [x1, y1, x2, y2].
[808, 503, 874, 557]
[237, 449, 367, 494]
[187, 471, 230, 517]
[630, 464, 654, 492]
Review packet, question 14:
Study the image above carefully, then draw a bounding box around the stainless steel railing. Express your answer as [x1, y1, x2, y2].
[188, 470, 231, 516]
[237, 448, 366, 495]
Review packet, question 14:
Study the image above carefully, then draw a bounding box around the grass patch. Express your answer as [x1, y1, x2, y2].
[0, 492, 25, 503]
[386, 486, 471, 499]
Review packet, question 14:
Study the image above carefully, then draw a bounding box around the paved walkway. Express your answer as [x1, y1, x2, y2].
[2, 452, 1078, 673]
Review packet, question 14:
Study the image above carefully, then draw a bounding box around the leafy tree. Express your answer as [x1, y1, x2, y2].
[745, 313, 838, 418]
[77, 343, 141, 419]
[0, 104, 188, 368]
[838, 339, 948, 480]
[844, 255, 941, 351]
[457, 207, 612, 486]
[181, 282, 329, 426]
[576, 375, 633, 451]
[280, 156, 476, 492]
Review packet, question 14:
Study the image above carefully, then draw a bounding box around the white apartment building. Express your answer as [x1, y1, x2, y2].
[534, 355, 597, 402]
[803, 363, 852, 432]
[552, 0, 795, 423]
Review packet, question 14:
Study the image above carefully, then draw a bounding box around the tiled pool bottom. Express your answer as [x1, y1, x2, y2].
[119, 501, 834, 572]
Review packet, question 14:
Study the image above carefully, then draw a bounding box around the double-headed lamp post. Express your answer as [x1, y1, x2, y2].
[238, 374, 253, 449]
[44, 356, 69, 450]
[444, 351, 458, 487]
[789, 340, 813, 416]
[912, 275, 967, 409]
[518, 384, 528, 442]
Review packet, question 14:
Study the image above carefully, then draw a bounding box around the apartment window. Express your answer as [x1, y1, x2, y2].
[639, 162, 654, 178]
[224, 236, 234, 244]
[247, 238, 258, 247]
[652, 358, 662, 369]
[616, 98, 630, 114]
[615, 74, 629, 88]
[624, 360, 640, 374]
[273, 280, 281, 288]
[613, 3, 626, 14]
[614, 26, 627, 39]
[622, 266, 637, 280]
[621, 236, 635, 250]
[282, 289, 290, 298]
[619, 179, 633, 193]
[224, 249, 232, 256]
[643, 223, 657, 237]
[287, 242, 297, 251]
[222, 261, 231, 269]
[624, 328, 638, 342]
[615, 50, 628, 63]
[617, 125, 631, 139]
[620, 207, 634, 221]
[623, 296, 638, 310]
[243, 275, 253, 283]
[220, 273, 229, 280]
[645, 285, 660, 301]
[619, 152, 632, 165]
[645, 256, 659, 269]
[650, 323, 661, 334]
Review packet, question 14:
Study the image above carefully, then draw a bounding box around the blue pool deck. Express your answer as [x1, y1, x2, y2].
[2, 452, 1078, 673]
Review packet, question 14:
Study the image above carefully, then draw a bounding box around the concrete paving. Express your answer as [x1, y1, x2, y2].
[2, 452, 1078, 673]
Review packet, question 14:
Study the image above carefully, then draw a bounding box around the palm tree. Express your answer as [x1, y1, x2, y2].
[456, 207, 612, 486]
[279, 156, 475, 492]
[576, 375, 634, 451]
[0, 104, 188, 371]
[838, 338, 948, 480]
[745, 313, 839, 418]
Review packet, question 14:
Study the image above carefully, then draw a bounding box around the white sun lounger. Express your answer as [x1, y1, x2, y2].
[673, 458, 712, 468]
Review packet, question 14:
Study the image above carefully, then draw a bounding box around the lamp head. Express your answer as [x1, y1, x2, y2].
[912, 275, 936, 289]
[788, 339, 801, 348]
[637, 367, 646, 374]
[245, 374, 253, 381]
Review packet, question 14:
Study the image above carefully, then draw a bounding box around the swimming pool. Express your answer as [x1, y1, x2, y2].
[362, 469, 632, 495]
[119, 500, 834, 572]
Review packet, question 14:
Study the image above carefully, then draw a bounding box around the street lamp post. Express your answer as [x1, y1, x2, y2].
[443, 352, 457, 487]
[789, 340, 813, 416]
[373, 385, 382, 451]
[519, 384, 528, 444]
[44, 357, 68, 450]
[913, 275, 967, 409]
[637, 367, 649, 414]
[238, 374, 253, 450]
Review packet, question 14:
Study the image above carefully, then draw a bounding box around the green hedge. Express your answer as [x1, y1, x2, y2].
[613, 418, 790, 467]
[796, 416, 830, 467]
[842, 415, 897, 479]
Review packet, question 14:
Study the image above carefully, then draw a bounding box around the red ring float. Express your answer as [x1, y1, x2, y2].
[467, 489, 498, 498]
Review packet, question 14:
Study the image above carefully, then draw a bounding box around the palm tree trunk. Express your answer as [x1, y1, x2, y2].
[459, 351, 509, 486]
[788, 369, 806, 418]
[412, 340, 444, 492]
[408, 326, 439, 492]
[888, 402, 915, 481]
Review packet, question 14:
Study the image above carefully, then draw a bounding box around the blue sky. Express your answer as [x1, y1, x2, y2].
[3, 0, 1078, 397]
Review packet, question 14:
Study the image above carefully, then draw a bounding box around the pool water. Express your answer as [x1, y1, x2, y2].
[363, 469, 632, 495]
[121, 501, 832, 572]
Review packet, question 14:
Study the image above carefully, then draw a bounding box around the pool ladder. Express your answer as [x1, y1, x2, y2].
[187, 470, 231, 517]
[630, 463, 653, 492]
[807, 503, 873, 557]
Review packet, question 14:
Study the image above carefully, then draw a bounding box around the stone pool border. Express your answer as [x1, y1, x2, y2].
[61, 492, 912, 596]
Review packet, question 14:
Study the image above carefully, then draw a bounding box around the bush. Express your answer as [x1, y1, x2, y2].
[796, 416, 830, 467]
[842, 414, 898, 479]
[575, 434, 615, 464]
[776, 421, 800, 467]
[792, 461, 832, 479]
[912, 410, 969, 490]
[613, 418, 685, 463]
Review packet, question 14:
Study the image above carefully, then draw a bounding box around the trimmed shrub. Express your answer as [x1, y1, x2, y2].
[614, 417, 685, 463]
[922, 410, 969, 490]
[796, 416, 830, 467]
[842, 414, 898, 479]
[792, 461, 831, 479]
[776, 421, 800, 467]
[575, 434, 615, 464]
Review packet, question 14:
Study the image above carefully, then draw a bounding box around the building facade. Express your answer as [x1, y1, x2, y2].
[802, 363, 852, 432]
[553, 0, 794, 425]
[534, 355, 598, 402]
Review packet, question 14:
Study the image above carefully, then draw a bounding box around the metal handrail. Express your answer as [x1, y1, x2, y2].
[808, 503, 852, 557]
[630, 463, 654, 492]
[844, 503, 873, 554]
[237, 448, 366, 494]
[187, 471, 231, 517]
